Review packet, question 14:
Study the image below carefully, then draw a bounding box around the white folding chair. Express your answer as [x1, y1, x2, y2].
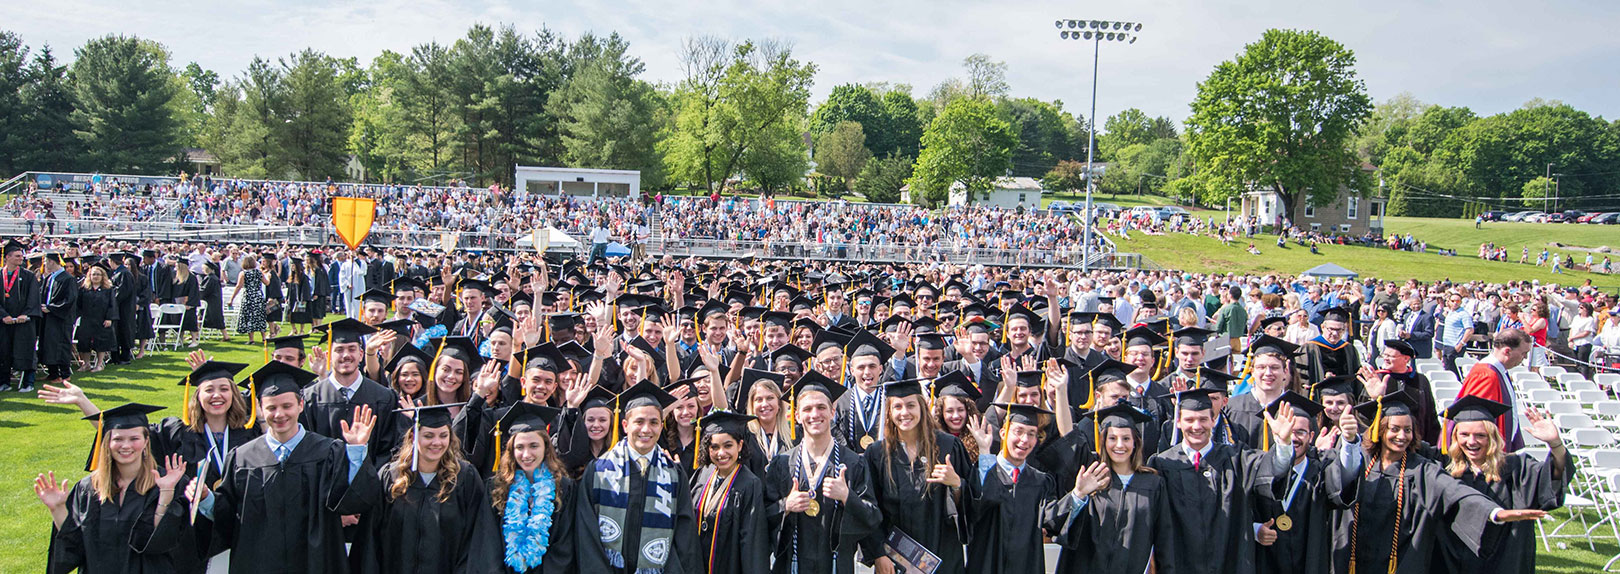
[1575, 389, 1611, 406]
[1594, 401, 1620, 426]
[1433, 386, 1460, 406]
[1560, 372, 1593, 387]
[1430, 372, 1461, 385]
[150, 303, 186, 352]
[1568, 380, 1601, 393]
[1541, 365, 1568, 380]
[1595, 373, 1620, 391]
[1528, 388, 1566, 407]
[1557, 412, 1597, 430]
[1516, 377, 1552, 392]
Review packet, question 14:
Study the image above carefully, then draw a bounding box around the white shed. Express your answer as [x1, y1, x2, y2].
[514, 166, 641, 199]
[947, 176, 1045, 209]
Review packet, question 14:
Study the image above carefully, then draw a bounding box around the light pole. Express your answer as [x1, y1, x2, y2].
[1055, 19, 1142, 272]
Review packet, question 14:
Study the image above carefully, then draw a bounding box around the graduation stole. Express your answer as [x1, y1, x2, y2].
[1308, 336, 1349, 352]
[591, 439, 678, 572]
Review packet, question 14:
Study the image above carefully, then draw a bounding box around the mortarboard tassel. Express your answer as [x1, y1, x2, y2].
[1369, 395, 1385, 445]
[89, 412, 106, 472]
[492, 428, 503, 473]
[611, 394, 621, 446]
[181, 375, 194, 427]
[246, 377, 259, 429]
[428, 336, 448, 389]
[693, 423, 702, 470]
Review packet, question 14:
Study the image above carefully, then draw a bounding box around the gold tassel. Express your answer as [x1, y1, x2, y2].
[262, 337, 269, 364]
[89, 412, 105, 472]
[1000, 413, 1011, 457]
[1093, 416, 1102, 460]
[428, 336, 448, 388]
[1079, 371, 1096, 410]
[693, 423, 702, 470]
[492, 430, 503, 473]
[1370, 395, 1385, 445]
[611, 395, 621, 445]
[1261, 418, 1270, 450]
[181, 375, 193, 427]
[788, 395, 796, 441]
[246, 377, 259, 429]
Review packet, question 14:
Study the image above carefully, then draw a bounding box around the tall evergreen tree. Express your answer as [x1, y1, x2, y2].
[69, 35, 183, 174]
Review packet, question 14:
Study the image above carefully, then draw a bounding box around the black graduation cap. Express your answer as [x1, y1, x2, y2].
[1160, 387, 1221, 412]
[389, 276, 428, 295]
[314, 317, 377, 345]
[1006, 303, 1045, 328]
[618, 379, 679, 413]
[1191, 366, 1239, 392]
[183, 360, 249, 386]
[508, 292, 536, 310]
[581, 385, 618, 410]
[544, 313, 582, 333]
[848, 288, 875, 304]
[240, 360, 320, 397]
[408, 402, 462, 429]
[1137, 288, 1158, 307]
[86, 403, 165, 430]
[1319, 306, 1352, 324]
[960, 317, 998, 335]
[769, 344, 814, 365]
[1383, 339, 1416, 357]
[915, 333, 948, 351]
[629, 278, 663, 293]
[614, 293, 661, 310]
[2, 240, 27, 255]
[791, 369, 847, 402]
[1443, 395, 1511, 423]
[1311, 373, 1358, 399]
[640, 303, 670, 323]
[960, 302, 995, 319]
[697, 299, 730, 321]
[738, 306, 769, 322]
[812, 328, 854, 355]
[792, 317, 823, 333]
[555, 340, 590, 366]
[789, 295, 818, 313]
[768, 281, 802, 299]
[626, 336, 664, 361]
[1248, 334, 1299, 357]
[999, 403, 1052, 426]
[888, 293, 916, 310]
[428, 336, 484, 372]
[374, 318, 416, 338]
[1352, 389, 1422, 421]
[1256, 315, 1288, 331]
[1080, 358, 1137, 384]
[361, 288, 395, 306]
[497, 400, 564, 436]
[737, 368, 787, 406]
[699, 410, 758, 438]
[1172, 326, 1216, 346]
[1090, 402, 1154, 429]
[883, 378, 927, 398]
[880, 315, 912, 333]
[458, 278, 496, 296]
[761, 311, 794, 330]
[844, 329, 896, 363]
[1013, 370, 1045, 388]
[515, 342, 570, 373]
[385, 343, 433, 374]
[1123, 325, 1168, 348]
[664, 373, 707, 399]
[1264, 391, 1326, 420]
[265, 333, 308, 351]
[931, 371, 981, 401]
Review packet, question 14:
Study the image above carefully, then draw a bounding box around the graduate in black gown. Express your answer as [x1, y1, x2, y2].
[352, 403, 501, 574]
[0, 240, 43, 392]
[763, 371, 882, 574]
[1326, 390, 1547, 574]
[460, 343, 573, 477]
[558, 386, 617, 479]
[574, 380, 698, 573]
[1435, 396, 1570, 574]
[690, 411, 770, 574]
[1045, 403, 1175, 574]
[301, 318, 398, 466]
[36, 403, 193, 574]
[489, 402, 577, 574]
[963, 403, 1059, 574]
[859, 378, 973, 574]
[1252, 391, 1337, 574]
[38, 251, 79, 383]
[1037, 360, 1136, 496]
[1224, 335, 1303, 444]
[189, 361, 381, 574]
[1148, 387, 1297, 574]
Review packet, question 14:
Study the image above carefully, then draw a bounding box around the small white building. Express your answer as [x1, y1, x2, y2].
[948, 176, 1045, 209]
[514, 166, 640, 198]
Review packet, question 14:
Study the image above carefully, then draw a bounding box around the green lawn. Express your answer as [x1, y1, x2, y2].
[1115, 229, 1620, 290]
[1043, 191, 1207, 210]
[2, 325, 1617, 571]
[1384, 216, 1620, 264]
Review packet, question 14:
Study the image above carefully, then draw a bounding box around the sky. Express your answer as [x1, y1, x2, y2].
[5, 0, 1618, 125]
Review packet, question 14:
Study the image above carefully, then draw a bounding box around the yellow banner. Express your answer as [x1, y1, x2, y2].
[331, 197, 376, 250]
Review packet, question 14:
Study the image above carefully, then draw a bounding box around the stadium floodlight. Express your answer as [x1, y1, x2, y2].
[1051, 17, 1144, 272]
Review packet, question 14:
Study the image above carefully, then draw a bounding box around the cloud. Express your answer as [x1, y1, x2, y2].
[3, 0, 1616, 124]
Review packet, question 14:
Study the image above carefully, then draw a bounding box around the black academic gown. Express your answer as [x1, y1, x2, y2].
[1386, 372, 1443, 445]
[454, 393, 506, 478]
[1226, 391, 1274, 445]
[76, 286, 119, 352]
[148, 417, 264, 574]
[113, 264, 138, 345]
[690, 465, 770, 574]
[1044, 470, 1176, 574]
[762, 442, 882, 574]
[205, 432, 380, 574]
[556, 407, 608, 479]
[860, 433, 973, 574]
[1305, 338, 1360, 384]
[941, 359, 1000, 412]
[49, 476, 191, 574]
[1157, 410, 1252, 452]
[491, 470, 578, 574]
[40, 268, 78, 366]
[1325, 448, 1504, 574]
[832, 389, 885, 455]
[1147, 441, 1289, 574]
[301, 377, 399, 466]
[1437, 452, 1570, 574]
[0, 266, 41, 369]
[353, 460, 501, 574]
[574, 447, 698, 574]
[1256, 450, 1336, 574]
[964, 459, 1059, 574]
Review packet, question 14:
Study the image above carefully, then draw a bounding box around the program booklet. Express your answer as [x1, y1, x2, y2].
[884, 529, 941, 574]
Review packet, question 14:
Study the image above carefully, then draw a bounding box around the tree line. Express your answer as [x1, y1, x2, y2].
[0, 27, 1614, 214]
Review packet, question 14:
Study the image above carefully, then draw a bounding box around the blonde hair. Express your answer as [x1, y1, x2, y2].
[1446, 420, 1505, 482]
[490, 429, 566, 514]
[183, 378, 253, 433]
[389, 427, 465, 503]
[881, 394, 941, 494]
[745, 379, 792, 440]
[91, 427, 158, 503]
[80, 266, 113, 289]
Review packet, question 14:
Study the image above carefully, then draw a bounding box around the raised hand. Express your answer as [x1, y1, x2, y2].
[1357, 366, 1389, 398]
[1072, 461, 1111, 497]
[1264, 406, 1297, 450]
[1338, 407, 1362, 442]
[185, 349, 211, 369]
[822, 465, 851, 502]
[153, 454, 187, 492]
[33, 472, 69, 510]
[37, 381, 89, 407]
[308, 345, 329, 377]
[365, 330, 397, 356]
[1495, 509, 1548, 522]
[784, 478, 814, 513]
[340, 405, 375, 446]
[1524, 407, 1563, 447]
[1314, 427, 1341, 451]
[1257, 519, 1278, 545]
[474, 362, 502, 400]
[967, 416, 995, 450]
[925, 455, 961, 488]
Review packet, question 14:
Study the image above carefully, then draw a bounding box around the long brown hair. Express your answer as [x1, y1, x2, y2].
[1445, 421, 1505, 482]
[183, 378, 253, 433]
[933, 394, 981, 461]
[425, 356, 471, 405]
[388, 427, 465, 503]
[881, 394, 941, 493]
[1099, 423, 1157, 476]
[490, 429, 566, 514]
[91, 427, 158, 503]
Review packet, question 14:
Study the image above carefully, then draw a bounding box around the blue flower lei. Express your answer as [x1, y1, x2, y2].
[502, 466, 556, 571]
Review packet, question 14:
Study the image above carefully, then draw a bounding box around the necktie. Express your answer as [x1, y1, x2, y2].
[1009, 467, 1020, 483]
[276, 445, 290, 463]
[861, 393, 877, 422]
[341, 387, 353, 402]
[637, 456, 649, 476]
[1192, 451, 1202, 470]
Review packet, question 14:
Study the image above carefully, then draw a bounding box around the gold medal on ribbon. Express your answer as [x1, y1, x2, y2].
[860, 436, 875, 449]
[1275, 513, 1293, 531]
[806, 500, 821, 517]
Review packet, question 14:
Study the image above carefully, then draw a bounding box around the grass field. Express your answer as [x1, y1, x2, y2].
[1043, 191, 1203, 210]
[2, 334, 1617, 571]
[1384, 216, 1620, 263]
[1115, 223, 1620, 291]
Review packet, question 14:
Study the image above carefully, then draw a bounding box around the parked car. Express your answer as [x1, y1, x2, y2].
[1551, 210, 1587, 223]
[1048, 200, 1077, 214]
[1594, 212, 1620, 224]
[1127, 206, 1162, 221]
[1577, 212, 1606, 223]
[1505, 210, 1543, 222]
[1523, 212, 1550, 223]
[1158, 206, 1191, 219]
[1479, 210, 1508, 221]
[1092, 202, 1122, 218]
